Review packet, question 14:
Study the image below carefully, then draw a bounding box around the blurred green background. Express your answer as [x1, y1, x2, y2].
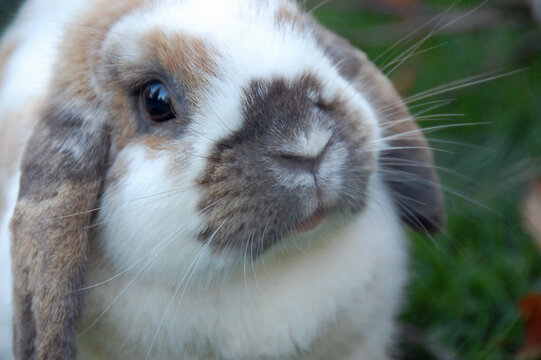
[1, 1, 540, 359]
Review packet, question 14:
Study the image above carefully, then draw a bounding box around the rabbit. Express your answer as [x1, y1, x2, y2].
[0, 0, 445, 359]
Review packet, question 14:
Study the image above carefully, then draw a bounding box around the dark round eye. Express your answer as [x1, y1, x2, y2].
[141, 81, 175, 122]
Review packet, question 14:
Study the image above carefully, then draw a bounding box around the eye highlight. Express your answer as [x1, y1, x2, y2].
[141, 81, 175, 122]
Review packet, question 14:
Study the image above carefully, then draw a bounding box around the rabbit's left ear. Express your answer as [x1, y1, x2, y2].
[310, 19, 446, 233]
[10, 103, 111, 359]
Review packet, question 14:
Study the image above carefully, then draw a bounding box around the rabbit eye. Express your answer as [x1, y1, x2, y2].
[141, 81, 175, 122]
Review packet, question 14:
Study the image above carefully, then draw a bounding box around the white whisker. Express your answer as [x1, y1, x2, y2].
[144, 221, 225, 360]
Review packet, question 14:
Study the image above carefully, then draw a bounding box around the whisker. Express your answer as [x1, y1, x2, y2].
[249, 231, 262, 296]
[243, 230, 254, 305]
[382, 2, 460, 75]
[46, 184, 199, 222]
[75, 236, 174, 293]
[78, 199, 222, 291]
[409, 99, 457, 117]
[308, 0, 333, 14]
[144, 221, 225, 360]
[379, 168, 501, 216]
[382, 145, 455, 154]
[77, 228, 183, 335]
[403, 69, 528, 105]
[424, 137, 490, 150]
[373, 122, 491, 146]
[374, 3, 456, 65]
[379, 113, 465, 133]
[383, 0, 492, 76]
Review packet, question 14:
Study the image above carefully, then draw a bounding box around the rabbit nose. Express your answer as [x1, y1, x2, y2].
[272, 128, 332, 176]
[273, 151, 325, 175]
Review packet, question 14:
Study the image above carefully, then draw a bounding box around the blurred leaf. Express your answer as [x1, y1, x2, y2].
[516, 294, 541, 360]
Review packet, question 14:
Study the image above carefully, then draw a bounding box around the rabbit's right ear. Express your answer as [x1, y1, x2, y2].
[10, 101, 111, 359]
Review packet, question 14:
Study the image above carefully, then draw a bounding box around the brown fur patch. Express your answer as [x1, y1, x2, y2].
[40, 0, 146, 154]
[0, 37, 18, 89]
[11, 179, 103, 359]
[275, 4, 302, 26]
[142, 30, 219, 106]
[143, 135, 167, 152]
[101, 29, 220, 151]
[51, 0, 146, 105]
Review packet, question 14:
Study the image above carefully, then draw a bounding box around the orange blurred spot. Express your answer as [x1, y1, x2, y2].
[517, 294, 541, 360]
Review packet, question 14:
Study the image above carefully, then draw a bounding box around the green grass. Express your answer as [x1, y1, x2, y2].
[1, 1, 540, 359]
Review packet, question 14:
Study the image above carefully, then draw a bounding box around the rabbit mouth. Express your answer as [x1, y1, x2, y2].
[294, 210, 327, 233]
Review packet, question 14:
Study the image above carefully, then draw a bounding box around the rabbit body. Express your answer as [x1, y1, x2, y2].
[79, 179, 407, 359]
[0, 0, 444, 359]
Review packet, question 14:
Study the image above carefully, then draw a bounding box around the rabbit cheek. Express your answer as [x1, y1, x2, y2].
[95, 140, 212, 280]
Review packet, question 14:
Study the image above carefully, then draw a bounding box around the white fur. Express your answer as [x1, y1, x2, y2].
[82, 176, 407, 360]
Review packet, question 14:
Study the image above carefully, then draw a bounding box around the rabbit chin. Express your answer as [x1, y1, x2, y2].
[81, 146, 407, 359]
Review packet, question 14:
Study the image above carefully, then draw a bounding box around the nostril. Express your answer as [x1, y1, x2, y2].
[273, 153, 321, 175]
[272, 133, 332, 175]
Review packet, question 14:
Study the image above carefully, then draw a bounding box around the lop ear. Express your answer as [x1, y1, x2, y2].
[311, 20, 446, 233]
[10, 103, 111, 359]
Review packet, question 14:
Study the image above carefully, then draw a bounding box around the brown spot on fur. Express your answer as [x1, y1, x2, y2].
[51, 0, 146, 105]
[142, 30, 219, 106]
[143, 135, 167, 152]
[275, 4, 302, 26]
[100, 29, 220, 151]
[11, 180, 102, 359]
[0, 37, 18, 89]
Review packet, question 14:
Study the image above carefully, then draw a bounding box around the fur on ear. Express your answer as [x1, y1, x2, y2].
[10, 103, 110, 359]
[311, 20, 446, 233]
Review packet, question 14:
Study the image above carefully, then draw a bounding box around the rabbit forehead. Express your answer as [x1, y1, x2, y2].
[101, 0, 378, 157]
[108, 0, 331, 85]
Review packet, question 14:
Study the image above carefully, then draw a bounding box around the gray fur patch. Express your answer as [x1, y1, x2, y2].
[11, 104, 111, 359]
[197, 75, 373, 255]
[18, 106, 111, 202]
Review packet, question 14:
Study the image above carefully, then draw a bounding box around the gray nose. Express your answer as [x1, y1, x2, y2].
[273, 149, 326, 175]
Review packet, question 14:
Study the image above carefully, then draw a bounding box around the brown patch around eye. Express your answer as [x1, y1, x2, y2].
[141, 30, 219, 107]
